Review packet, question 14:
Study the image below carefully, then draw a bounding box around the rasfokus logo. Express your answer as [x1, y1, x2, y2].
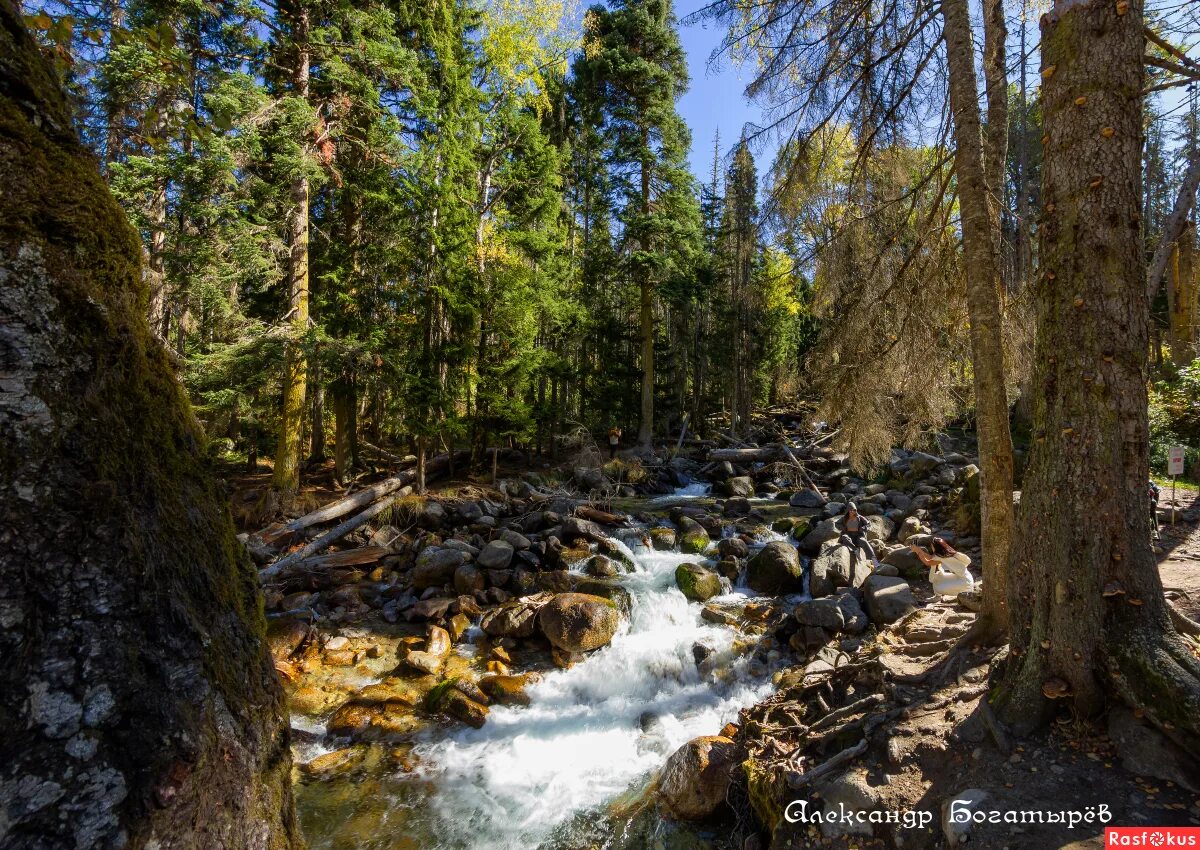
[1106, 827, 1200, 847]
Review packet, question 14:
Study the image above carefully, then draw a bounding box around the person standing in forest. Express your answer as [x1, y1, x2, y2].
[607, 426, 622, 460]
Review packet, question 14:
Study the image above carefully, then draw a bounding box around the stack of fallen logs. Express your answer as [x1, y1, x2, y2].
[246, 449, 470, 582]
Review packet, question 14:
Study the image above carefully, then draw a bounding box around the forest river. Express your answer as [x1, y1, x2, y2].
[292, 485, 788, 849]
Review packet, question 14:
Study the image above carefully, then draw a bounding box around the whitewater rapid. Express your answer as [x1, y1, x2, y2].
[402, 500, 777, 849]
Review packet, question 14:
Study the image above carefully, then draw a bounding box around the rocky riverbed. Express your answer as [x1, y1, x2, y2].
[260, 434, 1004, 848]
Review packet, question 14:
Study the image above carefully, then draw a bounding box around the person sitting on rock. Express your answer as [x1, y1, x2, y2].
[837, 503, 879, 569]
[908, 537, 975, 599]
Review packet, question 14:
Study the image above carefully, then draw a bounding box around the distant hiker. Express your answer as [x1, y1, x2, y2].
[607, 426, 622, 460]
[909, 537, 975, 599]
[837, 503, 879, 569]
[1149, 479, 1160, 539]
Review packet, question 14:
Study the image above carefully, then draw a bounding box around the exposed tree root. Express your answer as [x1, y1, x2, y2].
[1105, 629, 1200, 760]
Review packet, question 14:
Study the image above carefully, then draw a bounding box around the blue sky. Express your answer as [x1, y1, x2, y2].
[673, 0, 775, 184]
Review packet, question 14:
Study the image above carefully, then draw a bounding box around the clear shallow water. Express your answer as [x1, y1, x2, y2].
[296, 485, 779, 850]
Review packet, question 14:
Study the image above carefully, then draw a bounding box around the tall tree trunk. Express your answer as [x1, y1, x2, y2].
[637, 151, 655, 448]
[981, 0, 1009, 225]
[309, 362, 326, 463]
[272, 2, 311, 499]
[998, 0, 1200, 758]
[0, 6, 300, 845]
[332, 373, 356, 484]
[941, 0, 1016, 639]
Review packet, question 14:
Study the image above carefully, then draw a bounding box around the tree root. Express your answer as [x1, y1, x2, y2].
[1105, 628, 1200, 760]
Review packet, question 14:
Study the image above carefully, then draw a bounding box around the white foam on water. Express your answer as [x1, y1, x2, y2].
[405, 513, 776, 850]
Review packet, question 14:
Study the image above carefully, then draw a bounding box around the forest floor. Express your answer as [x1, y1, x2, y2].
[1155, 486, 1200, 621]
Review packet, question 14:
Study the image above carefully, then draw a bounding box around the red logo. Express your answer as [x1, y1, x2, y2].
[1106, 828, 1200, 847]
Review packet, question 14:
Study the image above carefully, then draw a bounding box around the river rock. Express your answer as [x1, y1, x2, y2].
[882, 545, 926, 580]
[457, 501, 485, 522]
[746, 541, 803, 594]
[538, 593, 619, 652]
[479, 673, 540, 707]
[300, 746, 367, 780]
[585, 554, 619, 577]
[717, 537, 749, 559]
[649, 526, 677, 551]
[724, 476, 755, 497]
[797, 517, 840, 554]
[478, 539, 515, 569]
[833, 591, 868, 634]
[677, 516, 711, 554]
[453, 564, 486, 595]
[722, 496, 752, 517]
[573, 579, 633, 618]
[675, 563, 723, 602]
[499, 529, 531, 550]
[441, 689, 488, 728]
[403, 650, 444, 675]
[864, 574, 916, 624]
[412, 547, 467, 589]
[658, 735, 742, 821]
[417, 500, 447, 530]
[810, 541, 851, 597]
[789, 489, 826, 509]
[794, 598, 845, 632]
[480, 600, 542, 638]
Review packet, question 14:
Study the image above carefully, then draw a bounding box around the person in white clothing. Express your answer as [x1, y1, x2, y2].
[908, 537, 975, 599]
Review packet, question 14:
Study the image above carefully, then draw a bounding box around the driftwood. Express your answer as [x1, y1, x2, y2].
[253, 450, 466, 546]
[708, 445, 787, 463]
[260, 499, 399, 581]
[576, 505, 630, 527]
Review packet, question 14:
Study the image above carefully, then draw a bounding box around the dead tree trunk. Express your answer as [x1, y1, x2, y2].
[941, 0, 1016, 639]
[0, 5, 301, 846]
[998, 0, 1200, 758]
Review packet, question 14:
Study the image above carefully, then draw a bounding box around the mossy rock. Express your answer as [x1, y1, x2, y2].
[743, 758, 784, 835]
[677, 516, 711, 555]
[649, 526, 678, 551]
[674, 562, 723, 602]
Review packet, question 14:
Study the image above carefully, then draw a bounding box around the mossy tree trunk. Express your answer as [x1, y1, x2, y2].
[637, 147, 655, 449]
[998, 0, 1200, 758]
[941, 0, 1016, 639]
[272, 0, 312, 499]
[0, 3, 301, 846]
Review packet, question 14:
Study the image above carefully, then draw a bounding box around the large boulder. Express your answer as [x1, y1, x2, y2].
[717, 537, 749, 560]
[677, 516, 711, 554]
[477, 539, 515, 569]
[797, 517, 840, 554]
[675, 563, 723, 602]
[658, 735, 742, 821]
[411, 547, 467, 589]
[538, 593, 620, 652]
[723, 476, 755, 497]
[882, 545, 926, 580]
[788, 489, 826, 509]
[794, 598, 845, 632]
[746, 541, 803, 594]
[810, 541, 851, 597]
[864, 575, 916, 624]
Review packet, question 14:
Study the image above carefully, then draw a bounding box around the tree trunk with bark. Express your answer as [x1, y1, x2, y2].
[309, 362, 326, 464]
[637, 150, 655, 449]
[941, 0, 1016, 639]
[272, 1, 312, 499]
[998, 0, 1200, 758]
[0, 5, 301, 845]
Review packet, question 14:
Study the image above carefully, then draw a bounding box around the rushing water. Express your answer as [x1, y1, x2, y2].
[295, 485, 780, 850]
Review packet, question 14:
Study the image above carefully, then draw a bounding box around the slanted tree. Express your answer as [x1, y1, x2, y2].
[0, 2, 299, 845]
[998, 0, 1200, 756]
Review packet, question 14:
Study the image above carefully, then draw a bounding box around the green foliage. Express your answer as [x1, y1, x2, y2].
[1150, 360, 1200, 477]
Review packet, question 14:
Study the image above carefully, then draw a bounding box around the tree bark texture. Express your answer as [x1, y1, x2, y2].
[941, 0, 1016, 637]
[272, 2, 311, 498]
[999, 0, 1200, 757]
[0, 4, 301, 846]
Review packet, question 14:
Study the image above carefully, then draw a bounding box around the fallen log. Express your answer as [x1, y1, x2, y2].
[253, 450, 467, 546]
[576, 505, 630, 527]
[260, 499, 399, 581]
[708, 445, 787, 463]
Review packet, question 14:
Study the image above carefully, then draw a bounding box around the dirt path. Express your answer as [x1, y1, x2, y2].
[1154, 486, 1200, 620]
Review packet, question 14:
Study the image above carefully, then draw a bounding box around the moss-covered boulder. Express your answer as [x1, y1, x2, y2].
[677, 516, 711, 555]
[649, 526, 677, 551]
[675, 563, 723, 602]
[658, 735, 742, 821]
[538, 592, 620, 652]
